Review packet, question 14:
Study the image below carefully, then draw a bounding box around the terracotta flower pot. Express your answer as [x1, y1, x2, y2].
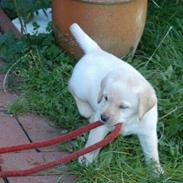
[52, 0, 147, 58]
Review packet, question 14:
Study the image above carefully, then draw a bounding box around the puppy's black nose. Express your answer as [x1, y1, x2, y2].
[101, 114, 109, 122]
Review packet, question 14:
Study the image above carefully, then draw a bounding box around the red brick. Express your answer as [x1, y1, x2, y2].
[0, 74, 5, 90]
[0, 114, 30, 147]
[0, 141, 76, 182]
[17, 114, 65, 152]
[0, 8, 22, 39]
[8, 175, 76, 183]
[0, 152, 68, 174]
[8, 176, 60, 183]
[0, 91, 17, 110]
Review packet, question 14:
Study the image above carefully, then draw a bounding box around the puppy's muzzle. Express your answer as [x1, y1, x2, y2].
[101, 114, 110, 123]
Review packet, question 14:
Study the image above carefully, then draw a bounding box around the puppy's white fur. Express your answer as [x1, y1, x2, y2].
[68, 23, 163, 173]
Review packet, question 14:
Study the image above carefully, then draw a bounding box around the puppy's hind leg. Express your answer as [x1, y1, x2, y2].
[74, 96, 93, 118]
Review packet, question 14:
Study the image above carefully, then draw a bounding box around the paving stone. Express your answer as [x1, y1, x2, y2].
[0, 74, 5, 90]
[17, 114, 64, 151]
[1, 151, 77, 182]
[0, 152, 69, 174]
[0, 91, 17, 110]
[8, 175, 76, 183]
[8, 176, 60, 183]
[0, 139, 76, 182]
[0, 8, 22, 39]
[0, 114, 30, 147]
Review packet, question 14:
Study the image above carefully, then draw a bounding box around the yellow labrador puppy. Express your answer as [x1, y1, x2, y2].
[68, 23, 163, 173]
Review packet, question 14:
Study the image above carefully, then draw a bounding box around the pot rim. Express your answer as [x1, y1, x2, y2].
[74, 0, 133, 5]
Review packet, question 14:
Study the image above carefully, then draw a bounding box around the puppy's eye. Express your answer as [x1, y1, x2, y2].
[104, 96, 108, 101]
[119, 105, 128, 109]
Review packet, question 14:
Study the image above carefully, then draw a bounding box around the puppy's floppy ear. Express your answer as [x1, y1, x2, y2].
[138, 86, 157, 120]
[97, 77, 107, 104]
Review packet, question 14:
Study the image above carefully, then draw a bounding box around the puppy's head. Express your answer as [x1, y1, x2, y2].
[97, 73, 157, 125]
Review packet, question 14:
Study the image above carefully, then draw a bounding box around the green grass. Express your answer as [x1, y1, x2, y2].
[0, 0, 183, 182]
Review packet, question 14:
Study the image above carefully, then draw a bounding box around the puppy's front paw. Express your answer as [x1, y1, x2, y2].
[78, 156, 91, 166]
[147, 162, 164, 177]
[154, 165, 164, 175]
[78, 153, 96, 166]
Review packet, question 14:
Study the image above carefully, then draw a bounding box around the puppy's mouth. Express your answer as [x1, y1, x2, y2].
[100, 114, 122, 126]
[100, 119, 117, 126]
[102, 122, 122, 129]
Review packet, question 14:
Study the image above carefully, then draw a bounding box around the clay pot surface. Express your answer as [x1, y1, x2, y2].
[80, 0, 132, 4]
[52, 0, 147, 58]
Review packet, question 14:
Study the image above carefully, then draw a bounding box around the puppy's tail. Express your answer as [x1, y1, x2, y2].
[70, 23, 101, 54]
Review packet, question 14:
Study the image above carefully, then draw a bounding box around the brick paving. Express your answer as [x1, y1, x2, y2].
[0, 61, 76, 182]
[1, 152, 67, 172]
[0, 114, 31, 147]
[17, 114, 63, 152]
[8, 175, 76, 183]
[0, 91, 17, 111]
[0, 75, 5, 90]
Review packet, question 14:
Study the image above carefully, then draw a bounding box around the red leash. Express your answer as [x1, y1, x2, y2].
[0, 121, 122, 177]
